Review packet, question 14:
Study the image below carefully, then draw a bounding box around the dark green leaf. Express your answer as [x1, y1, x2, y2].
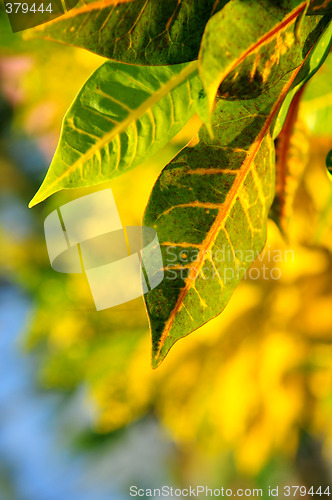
[24, 0, 228, 65]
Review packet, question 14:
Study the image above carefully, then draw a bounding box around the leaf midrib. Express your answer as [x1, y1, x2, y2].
[155, 61, 305, 362]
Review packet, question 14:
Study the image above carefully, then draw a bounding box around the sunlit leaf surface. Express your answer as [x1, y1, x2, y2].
[1, 19, 332, 484]
[199, 0, 332, 112]
[24, 0, 229, 64]
[142, 1, 332, 366]
[29, 60, 202, 206]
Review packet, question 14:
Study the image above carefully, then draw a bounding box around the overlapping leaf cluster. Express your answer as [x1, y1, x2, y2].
[26, 0, 332, 366]
[2, 62, 332, 479]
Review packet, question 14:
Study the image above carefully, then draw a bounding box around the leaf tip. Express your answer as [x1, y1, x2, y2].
[206, 120, 214, 140]
[152, 352, 167, 369]
[151, 358, 160, 369]
[28, 184, 53, 208]
[28, 196, 38, 209]
[151, 346, 163, 369]
[28, 191, 44, 208]
[151, 339, 169, 369]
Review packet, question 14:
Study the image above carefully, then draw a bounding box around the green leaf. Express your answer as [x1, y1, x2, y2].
[143, 63, 309, 368]
[29, 60, 202, 207]
[24, 0, 229, 65]
[274, 20, 332, 139]
[198, 0, 332, 114]
[143, 2, 332, 367]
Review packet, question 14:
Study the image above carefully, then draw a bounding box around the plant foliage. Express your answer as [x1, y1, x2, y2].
[26, 0, 332, 366]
